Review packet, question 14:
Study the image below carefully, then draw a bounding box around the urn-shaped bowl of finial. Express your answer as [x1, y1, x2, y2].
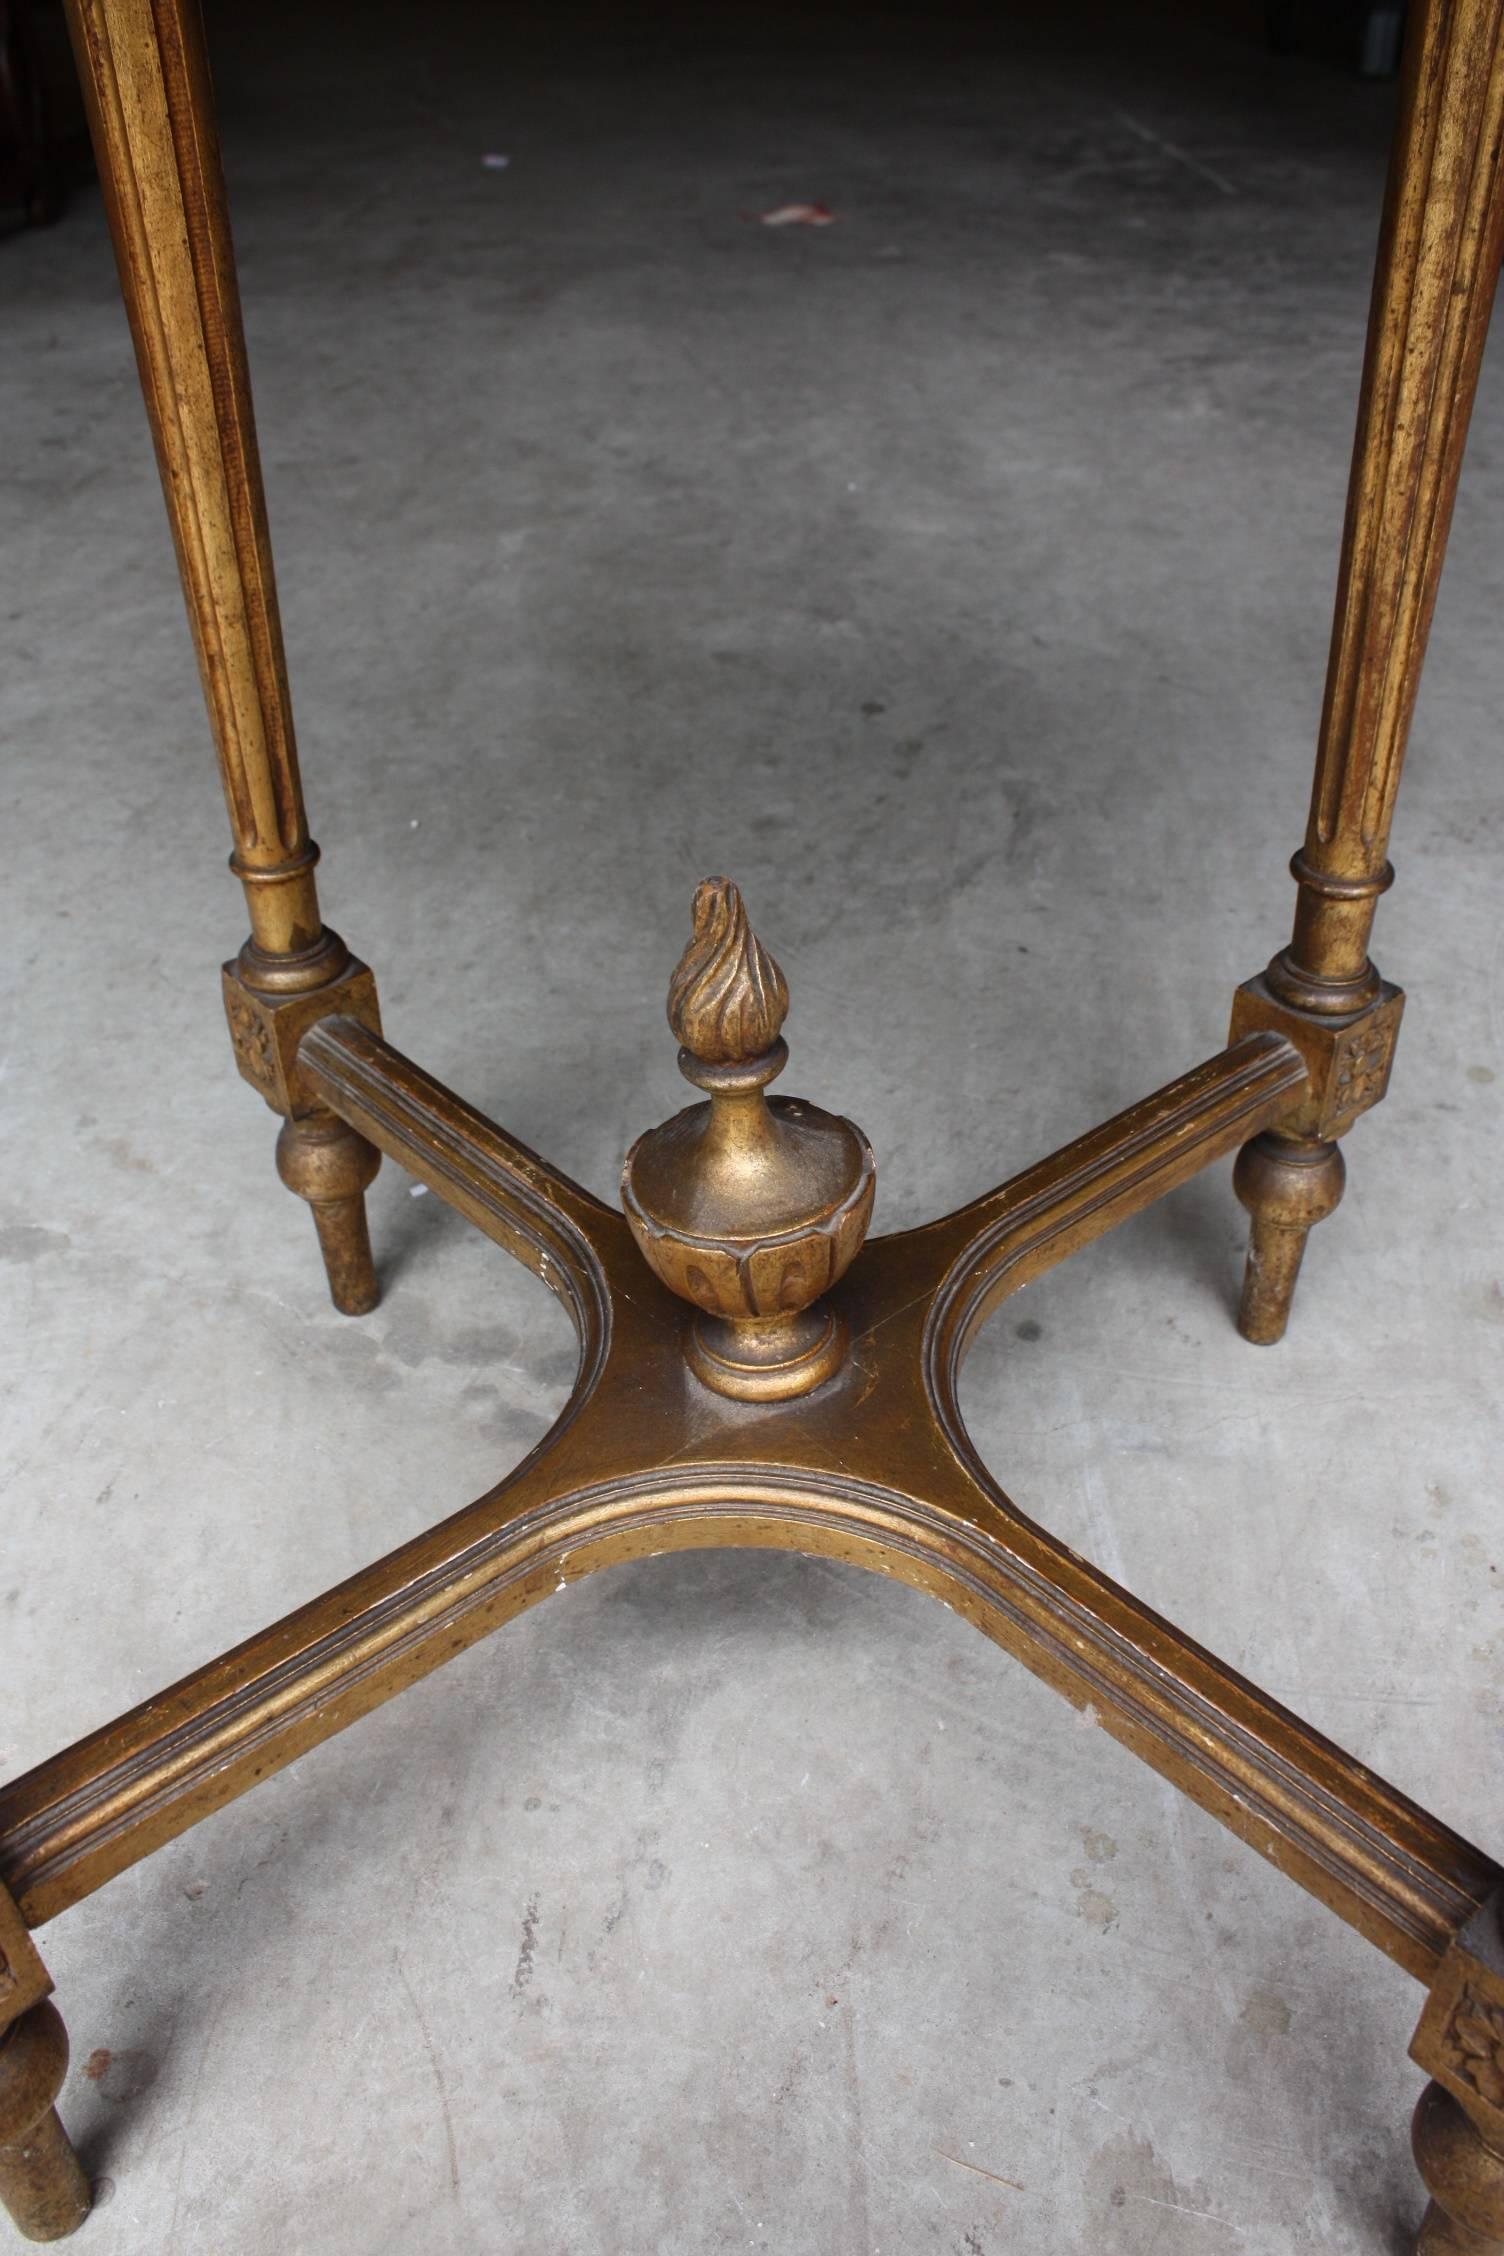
[622, 877, 876, 1402]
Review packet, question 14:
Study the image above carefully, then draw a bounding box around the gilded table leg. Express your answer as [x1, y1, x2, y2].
[1413, 2084, 1504, 2254]
[62, 0, 382, 1312]
[276, 1115, 381, 1318]
[1230, 0, 1504, 1341]
[1232, 1132, 1345, 1345]
[0, 2008, 89, 2244]
[1409, 1896, 1504, 2255]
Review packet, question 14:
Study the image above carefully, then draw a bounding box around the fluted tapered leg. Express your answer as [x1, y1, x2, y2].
[1230, 0, 1504, 1341]
[63, 0, 382, 1310]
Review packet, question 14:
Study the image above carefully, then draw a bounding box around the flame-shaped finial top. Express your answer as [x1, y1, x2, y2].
[666, 877, 789, 1066]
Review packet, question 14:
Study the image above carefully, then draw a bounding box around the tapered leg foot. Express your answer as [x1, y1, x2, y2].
[1413, 2083, 1504, 2255]
[1231, 1130, 1345, 1344]
[221, 934, 384, 1314]
[276, 1113, 381, 1315]
[0, 2006, 91, 2243]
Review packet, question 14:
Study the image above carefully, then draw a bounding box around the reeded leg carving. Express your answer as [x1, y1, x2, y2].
[1229, 0, 1504, 1338]
[1413, 2083, 1504, 2255]
[64, 0, 384, 1311]
[1232, 1131, 1345, 1345]
[0, 2006, 90, 2244]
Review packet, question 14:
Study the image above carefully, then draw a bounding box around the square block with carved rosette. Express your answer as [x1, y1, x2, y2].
[221, 954, 381, 1118]
[0, 1882, 52, 2031]
[1228, 975, 1405, 1141]
[1411, 1898, 1504, 2129]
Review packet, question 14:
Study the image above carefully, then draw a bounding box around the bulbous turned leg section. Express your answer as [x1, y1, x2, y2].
[1231, 1130, 1346, 1345]
[276, 1112, 381, 1316]
[1413, 2082, 1504, 2255]
[0, 2005, 91, 2243]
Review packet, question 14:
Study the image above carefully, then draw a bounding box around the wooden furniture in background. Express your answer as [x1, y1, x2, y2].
[2, 0, 1502, 2243]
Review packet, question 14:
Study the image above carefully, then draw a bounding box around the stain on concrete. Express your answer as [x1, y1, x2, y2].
[1459, 1529, 1490, 1570]
[597, 1828, 669, 1943]
[314, 1323, 399, 1393]
[1240, 1989, 1292, 2037]
[382, 1302, 526, 1371]
[1070, 1867, 1119, 1929]
[1080, 1827, 1117, 1864]
[511, 1895, 540, 1997]
[96, 1135, 154, 1176]
[1087, 2127, 1232, 2249]
[0, 1220, 70, 1263]
[81, 2048, 158, 2102]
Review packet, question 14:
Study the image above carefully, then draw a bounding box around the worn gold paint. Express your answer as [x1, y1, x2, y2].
[5, 0, 1502, 2243]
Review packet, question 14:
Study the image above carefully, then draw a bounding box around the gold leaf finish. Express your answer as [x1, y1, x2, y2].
[18, 0, 1504, 2243]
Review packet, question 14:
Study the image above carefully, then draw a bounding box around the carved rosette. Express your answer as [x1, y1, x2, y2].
[1228, 973, 1404, 1141]
[0, 1880, 52, 2025]
[623, 878, 875, 1400]
[1443, 1986, 1504, 2113]
[224, 986, 277, 1098]
[220, 936, 382, 1117]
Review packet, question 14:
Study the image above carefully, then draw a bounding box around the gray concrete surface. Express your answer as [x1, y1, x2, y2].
[4, 3, 1503, 2250]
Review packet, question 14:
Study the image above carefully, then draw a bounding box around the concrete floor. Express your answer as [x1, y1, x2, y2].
[4, 2, 1503, 2249]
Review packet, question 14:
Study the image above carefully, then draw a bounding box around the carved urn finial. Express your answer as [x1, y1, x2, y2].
[622, 878, 876, 1401]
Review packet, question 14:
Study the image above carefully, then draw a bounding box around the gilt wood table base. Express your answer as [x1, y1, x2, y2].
[5, 0, 1504, 2244]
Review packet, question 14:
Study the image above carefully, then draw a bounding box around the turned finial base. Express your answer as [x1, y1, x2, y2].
[688, 1303, 849, 1404]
